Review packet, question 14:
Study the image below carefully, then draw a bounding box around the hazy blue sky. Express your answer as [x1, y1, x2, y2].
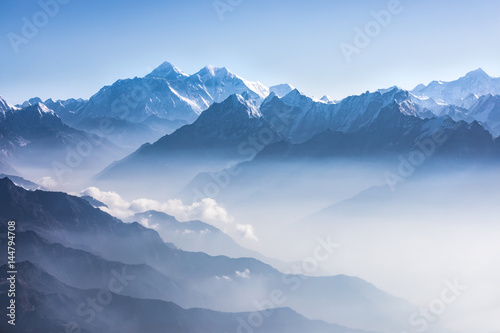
[1, 0, 499, 104]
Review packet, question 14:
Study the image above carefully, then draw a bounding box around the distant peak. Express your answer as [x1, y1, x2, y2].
[282, 88, 308, 101]
[412, 83, 426, 93]
[200, 65, 217, 76]
[29, 97, 43, 104]
[226, 93, 244, 104]
[0, 176, 17, 191]
[240, 90, 253, 101]
[465, 68, 489, 79]
[377, 86, 402, 94]
[271, 83, 294, 90]
[320, 95, 334, 103]
[23, 102, 55, 115]
[217, 94, 261, 118]
[198, 65, 231, 78]
[269, 84, 295, 98]
[280, 89, 315, 107]
[155, 61, 177, 71]
[285, 88, 302, 97]
[147, 61, 186, 79]
[0, 95, 12, 111]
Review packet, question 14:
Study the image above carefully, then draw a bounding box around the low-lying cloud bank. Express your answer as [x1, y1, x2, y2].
[81, 187, 258, 241]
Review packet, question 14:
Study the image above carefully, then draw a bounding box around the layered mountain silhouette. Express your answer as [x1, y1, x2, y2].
[0, 261, 372, 333]
[0, 97, 121, 176]
[129, 210, 297, 272]
[17, 62, 293, 149]
[0, 177, 434, 332]
[96, 94, 281, 194]
[102, 86, 499, 201]
[6, 66, 499, 184]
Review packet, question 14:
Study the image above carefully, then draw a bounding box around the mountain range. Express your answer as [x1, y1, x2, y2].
[128, 210, 301, 273]
[3, 63, 498, 333]
[16, 62, 294, 150]
[1, 260, 373, 333]
[96, 85, 500, 198]
[0, 97, 120, 180]
[2, 64, 499, 198]
[0, 176, 440, 333]
[410, 68, 500, 135]
[95, 94, 282, 195]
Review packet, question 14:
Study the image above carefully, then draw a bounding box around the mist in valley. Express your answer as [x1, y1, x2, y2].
[65, 154, 500, 333]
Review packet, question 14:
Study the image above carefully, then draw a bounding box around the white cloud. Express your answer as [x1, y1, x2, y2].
[80, 187, 258, 241]
[215, 275, 232, 281]
[81, 187, 232, 223]
[37, 176, 58, 190]
[139, 217, 159, 231]
[82, 187, 130, 218]
[236, 224, 259, 241]
[235, 269, 251, 279]
[129, 197, 233, 224]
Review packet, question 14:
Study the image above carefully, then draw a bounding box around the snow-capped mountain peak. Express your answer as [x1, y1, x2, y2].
[282, 88, 309, 103]
[193, 65, 270, 103]
[225, 94, 262, 118]
[464, 67, 490, 80]
[196, 65, 232, 79]
[34, 102, 55, 115]
[269, 84, 295, 98]
[0, 96, 15, 113]
[18, 102, 56, 118]
[17, 97, 43, 109]
[377, 85, 402, 94]
[260, 87, 431, 144]
[146, 61, 188, 80]
[320, 95, 335, 103]
[411, 68, 500, 109]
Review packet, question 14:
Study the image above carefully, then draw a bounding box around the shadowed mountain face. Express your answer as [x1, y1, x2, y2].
[260, 88, 433, 144]
[254, 104, 499, 161]
[76, 62, 272, 125]
[0, 98, 123, 181]
[0, 177, 431, 332]
[129, 210, 296, 272]
[412, 68, 500, 106]
[95, 94, 282, 196]
[16, 62, 293, 150]
[3, 67, 499, 333]
[0, 262, 368, 333]
[0, 174, 41, 190]
[97, 85, 500, 201]
[179, 102, 499, 217]
[409, 69, 500, 136]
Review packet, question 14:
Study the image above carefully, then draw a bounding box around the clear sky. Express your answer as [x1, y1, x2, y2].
[1, 0, 499, 104]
